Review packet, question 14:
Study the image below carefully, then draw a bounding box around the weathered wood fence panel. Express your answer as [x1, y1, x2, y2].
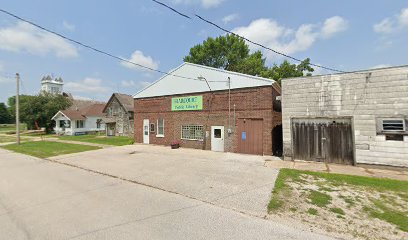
[292, 120, 354, 165]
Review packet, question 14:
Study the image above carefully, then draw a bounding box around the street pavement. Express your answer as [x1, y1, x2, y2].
[0, 147, 334, 240]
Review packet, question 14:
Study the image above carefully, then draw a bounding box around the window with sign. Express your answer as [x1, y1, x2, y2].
[181, 125, 204, 140]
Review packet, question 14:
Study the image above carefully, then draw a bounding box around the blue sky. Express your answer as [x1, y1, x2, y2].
[0, 0, 408, 103]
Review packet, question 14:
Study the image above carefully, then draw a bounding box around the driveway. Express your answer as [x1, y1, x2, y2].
[0, 148, 334, 240]
[49, 144, 279, 217]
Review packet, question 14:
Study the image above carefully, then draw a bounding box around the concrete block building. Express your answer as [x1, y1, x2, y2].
[133, 63, 282, 156]
[282, 65, 408, 167]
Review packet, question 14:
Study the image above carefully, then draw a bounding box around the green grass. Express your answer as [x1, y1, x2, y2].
[268, 168, 408, 233]
[365, 200, 408, 232]
[307, 208, 318, 215]
[330, 207, 345, 215]
[2, 141, 101, 158]
[268, 168, 299, 211]
[0, 136, 18, 143]
[58, 135, 134, 146]
[273, 168, 408, 193]
[0, 123, 27, 132]
[308, 190, 332, 207]
[0, 135, 32, 143]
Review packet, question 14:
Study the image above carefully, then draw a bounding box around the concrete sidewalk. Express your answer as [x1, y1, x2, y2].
[264, 158, 408, 181]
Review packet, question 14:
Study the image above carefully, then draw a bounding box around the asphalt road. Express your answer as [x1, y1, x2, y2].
[0, 148, 334, 240]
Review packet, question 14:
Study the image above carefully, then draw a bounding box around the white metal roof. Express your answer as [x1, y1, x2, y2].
[133, 62, 275, 99]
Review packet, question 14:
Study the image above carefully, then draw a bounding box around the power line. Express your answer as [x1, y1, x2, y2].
[151, 0, 348, 74]
[0, 8, 220, 83]
[151, 0, 191, 19]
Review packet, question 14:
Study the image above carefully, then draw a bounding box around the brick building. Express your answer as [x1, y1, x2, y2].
[133, 63, 282, 156]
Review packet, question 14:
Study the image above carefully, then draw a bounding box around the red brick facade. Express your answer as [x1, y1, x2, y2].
[134, 85, 282, 155]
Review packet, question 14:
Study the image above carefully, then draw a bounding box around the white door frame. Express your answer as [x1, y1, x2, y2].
[211, 126, 224, 152]
[143, 119, 149, 144]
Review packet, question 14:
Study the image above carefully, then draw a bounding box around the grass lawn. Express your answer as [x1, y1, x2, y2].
[268, 168, 408, 240]
[0, 123, 27, 132]
[2, 141, 101, 158]
[58, 135, 134, 146]
[0, 136, 33, 143]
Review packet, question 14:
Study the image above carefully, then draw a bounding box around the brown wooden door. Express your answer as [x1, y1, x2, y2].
[237, 119, 263, 155]
[292, 119, 354, 165]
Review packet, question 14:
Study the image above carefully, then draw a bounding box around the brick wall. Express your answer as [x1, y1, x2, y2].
[134, 86, 281, 155]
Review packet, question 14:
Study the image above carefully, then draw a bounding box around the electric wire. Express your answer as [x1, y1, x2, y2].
[150, 0, 349, 74]
[151, 0, 191, 19]
[0, 8, 224, 83]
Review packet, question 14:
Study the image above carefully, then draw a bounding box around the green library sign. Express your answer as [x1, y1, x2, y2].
[171, 96, 203, 111]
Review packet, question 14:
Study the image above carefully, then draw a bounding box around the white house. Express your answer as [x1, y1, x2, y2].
[52, 103, 106, 135]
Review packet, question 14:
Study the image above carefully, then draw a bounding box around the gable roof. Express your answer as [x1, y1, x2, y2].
[52, 103, 105, 120]
[133, 62, 276, 99]
[103, 93, 134, 113]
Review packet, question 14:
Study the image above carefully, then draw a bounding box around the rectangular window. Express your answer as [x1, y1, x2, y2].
[76, 120, 84, 128]
[59, 120, 65, 128]
[382, 119, 405, 132]
[181, 125, 204, 140]
[157, 119, 164, 137]
[96, 119, 102, 129]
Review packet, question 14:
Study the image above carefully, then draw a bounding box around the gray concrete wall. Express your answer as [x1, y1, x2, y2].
[282, 66, 408, 167]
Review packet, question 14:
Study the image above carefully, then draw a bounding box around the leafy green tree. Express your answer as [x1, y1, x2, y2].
[0, 103, 12, 123]
[261, 58, 314, 85]
[184, 34, 314, 84]
[7, 93, 72, 132]
[184, 34, 266, 75]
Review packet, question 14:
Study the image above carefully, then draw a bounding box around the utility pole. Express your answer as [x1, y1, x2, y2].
[16, 73, 20, 145]
[228, 77, 231, 133]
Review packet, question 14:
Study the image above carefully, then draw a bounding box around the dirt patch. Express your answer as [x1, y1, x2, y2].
[268, 171, 408, 240]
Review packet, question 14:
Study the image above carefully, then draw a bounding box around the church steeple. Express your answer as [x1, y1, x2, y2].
[41, 75, 64, 94]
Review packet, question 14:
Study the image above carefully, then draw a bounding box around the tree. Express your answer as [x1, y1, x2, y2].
[0, 103, 12, 124]
[184, 34, 266, 75]
[7, 93, 72, 132]
[184, 34, 314, 84]
[261, 58, 314, 85]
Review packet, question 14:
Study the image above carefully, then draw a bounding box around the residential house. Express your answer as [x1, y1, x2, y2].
[102, 93, 134, 136]
[52, 101, 106, 135]
[282, 65, 408, 167]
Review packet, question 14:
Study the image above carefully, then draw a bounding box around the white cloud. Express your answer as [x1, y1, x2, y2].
[65, 78, 109, 93]
[172, 0, 225, 9]
[374, 8, 408, 34]
[121, 80, 136, 87]
[62, 21, 75, 31]
[121, 80, 152, 91]
[0, 21, 78, 58]
[222, 13, 238, 24]
[121, 50, 159, 71]
[72, 95, 93, 101]
[370, 64, 391, 69]
[232, 16, 348, 60]
[321, 16, 349, 39]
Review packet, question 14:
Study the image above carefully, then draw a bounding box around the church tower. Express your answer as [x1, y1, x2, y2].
[41, 75, 64, 94]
